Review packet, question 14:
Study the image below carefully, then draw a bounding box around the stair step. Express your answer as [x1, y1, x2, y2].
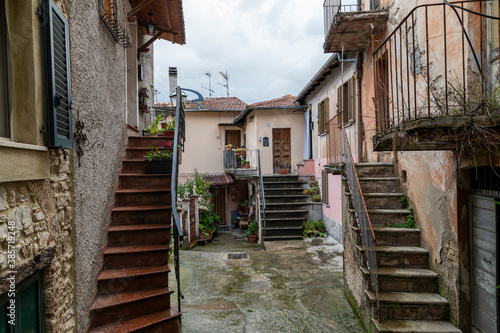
[90, 287, 173, 328]
[108, 224, 170, 246]
[126, 147, 173, 159]
[366, 291, 450, 321]
[354, 163, 395, 177]
[349, 208, 411, 227]
[347, 193, 404, 209]
[127, 136, 174, 148]
[112, 205, 172, 212]
[90, 308, 181, 333]
[263, 235, 304, 241]
[97, 265, 170, 294]
[119, 174, 171, 189]
[356, 177, 399, 192]
[361, 267, 438, 292]
[352, 226, 420, 246]
[115, 189, 172, 207]
[103, 245, 170, 269]
[371, 319, 462, 333]
[104, 244, 170, 255]
[356, 245, 429, 268]
[264, 226, 303, 237]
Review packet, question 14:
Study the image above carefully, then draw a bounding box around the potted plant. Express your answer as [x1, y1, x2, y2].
[312, 194, 321, 202]
[316, 220, 326, 233]
[161, 117, 175, 136]
[244, 220, 258, 243]
[225, 144, 233, 152]
[144, 145, 173, 174]
[277, 162, 290, 174]
[146, 115, 165, 136]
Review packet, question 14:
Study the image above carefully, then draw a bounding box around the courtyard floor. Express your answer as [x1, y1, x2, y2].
[171, 230, 364, 333]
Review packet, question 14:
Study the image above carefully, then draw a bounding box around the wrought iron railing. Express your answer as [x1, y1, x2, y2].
[342, 125, 379, 320]
[98, 0, 131, 47]
[171, 86, 185, 313]
[258, 150, 266, 237]
[373, 1, 496, 132]
[223, 148, 259, 174]
[323, 0, 361, 38]
[326, 114, 345, 165]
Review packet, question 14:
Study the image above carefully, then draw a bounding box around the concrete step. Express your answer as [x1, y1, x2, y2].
[263, 235, 304, 241]
[264, 187, 308, 195]
[357, 177, 399, 193]
[265, 194, 311, 203]
[361, 267, 438, 292]
[97, 265, 170, 295]
[263, 175, 300, 183]
[371, 319, 462, 333]
[356, 245, 429, 268]
[111, 207, 171, 226]
[103, 244, 170, 269]
[263, 181, 307, 189]
[355, 163, 395, 177]
[264, 226, 303, 237]
[90, 308, 181, 333]
[366, 291, 450, 321]
[347, 192, 405, 210]
[264, 209, 308, 219]
[265, 218, 305, 229]
[349, 208, 411, 227]
[107, 224, 170, 246]
[352, 226, 420, 246]
[127, 135, 174, 148]
[264, 202, 312, 210]
[115, 188, 171, 207]
[119, 174, 171, 190]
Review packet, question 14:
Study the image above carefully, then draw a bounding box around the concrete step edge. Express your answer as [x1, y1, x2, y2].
[366, 291, 449, 305]
[371, 319, 462, 333]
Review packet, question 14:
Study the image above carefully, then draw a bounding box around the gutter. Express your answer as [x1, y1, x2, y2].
[295, 53, 340, 104]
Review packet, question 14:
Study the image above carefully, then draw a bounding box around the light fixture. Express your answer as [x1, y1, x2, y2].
[169, 88, 188, 108]
[147, 12, 157, 35]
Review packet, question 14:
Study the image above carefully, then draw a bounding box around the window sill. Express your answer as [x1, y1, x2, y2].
[0, 139, 49, 152]
[318, 133, 327, 137]
[344, 122, 355, 128]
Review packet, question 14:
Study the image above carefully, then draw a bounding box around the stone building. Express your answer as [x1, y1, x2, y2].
[0, 0, 185, 331]
[319, 0, 499, 332]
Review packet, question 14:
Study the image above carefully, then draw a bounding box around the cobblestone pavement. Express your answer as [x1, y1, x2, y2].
[171, 230, 364, 333]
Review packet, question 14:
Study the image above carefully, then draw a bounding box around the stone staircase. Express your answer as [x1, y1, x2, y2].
[262, 174, 309, 241]
[87, 135, 181, 333]
[349, 163, 461, 333]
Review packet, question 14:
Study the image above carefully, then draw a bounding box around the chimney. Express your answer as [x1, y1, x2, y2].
[169, 67, 177, 95]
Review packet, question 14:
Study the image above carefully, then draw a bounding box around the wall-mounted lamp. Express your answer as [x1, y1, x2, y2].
[147, 12, 157, 35]
[249, 115, 254, 122]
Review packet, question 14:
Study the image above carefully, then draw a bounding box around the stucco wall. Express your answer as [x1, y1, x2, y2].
[246, 109, 304, 175]
[67, 0, 130, 330]
[180, 111, 241, 176]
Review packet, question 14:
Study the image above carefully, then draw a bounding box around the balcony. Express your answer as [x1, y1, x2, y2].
[323, 0, 388, 53]
[224, 148, 259, 178]
[372, 1, 500, 151]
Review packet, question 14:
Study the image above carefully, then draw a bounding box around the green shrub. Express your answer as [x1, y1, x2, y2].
[244, 221, 258, 237]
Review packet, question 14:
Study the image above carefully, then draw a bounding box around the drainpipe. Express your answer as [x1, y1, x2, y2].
[356, 51, 363, 162]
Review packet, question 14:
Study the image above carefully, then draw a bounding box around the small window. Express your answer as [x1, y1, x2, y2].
[322, 169, 329, 205]
[337, 78, 355, 125]
[317, 97, 329, 135]
[0, 1, 9, 138]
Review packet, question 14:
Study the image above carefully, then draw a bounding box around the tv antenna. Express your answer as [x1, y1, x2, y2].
[201, 72, 214, 98]
[218, 71, 229, 97]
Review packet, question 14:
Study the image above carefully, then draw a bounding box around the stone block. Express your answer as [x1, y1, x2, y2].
[24, 225, 34, 236]
[7, 189, 16, 208]
[39, 232, 50, 249]
[21, 239, 34, 259]
[33, 211, 45, 222]
[0, 223, 7, 242]
[0, 187, 8, 211]
[20, 205, 33, 229]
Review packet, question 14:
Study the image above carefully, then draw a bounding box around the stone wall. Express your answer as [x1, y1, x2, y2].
[0, 150, 77, 332]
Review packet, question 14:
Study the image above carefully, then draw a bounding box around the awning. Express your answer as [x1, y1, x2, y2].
[205, 173, 234, 186]
[128, 0, 186, 51]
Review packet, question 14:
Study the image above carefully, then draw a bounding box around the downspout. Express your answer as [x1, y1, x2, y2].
[356, 51, 363, 162]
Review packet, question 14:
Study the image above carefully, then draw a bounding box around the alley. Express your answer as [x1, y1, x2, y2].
[172, 231, 363, 333]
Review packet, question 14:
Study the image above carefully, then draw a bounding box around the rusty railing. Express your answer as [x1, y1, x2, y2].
[373, 1, 496, 132]
[326, 114, 345, 165]
[342, 125, 379, 320]
[224, 148, 259, 174]
[323, 0, 361, 38]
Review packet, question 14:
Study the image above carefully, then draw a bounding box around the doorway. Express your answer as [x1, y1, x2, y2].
[225, 130, 241, 148]
[272, 128, 291, 173]
[211, 187, 227, 226]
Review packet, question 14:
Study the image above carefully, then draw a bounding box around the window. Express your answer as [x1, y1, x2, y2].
[0, 271, 45, 332]
[44, 0, 73, 149]
[337, 78, 355, 125]
[0, 0, 8, 138]
[317, 97, 329, 135]
[321, 169, 329, 205]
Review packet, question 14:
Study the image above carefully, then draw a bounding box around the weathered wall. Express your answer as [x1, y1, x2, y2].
[0, 151, 77, 332]
[398, 150, 460, 323]
[67, 0, 128, 330]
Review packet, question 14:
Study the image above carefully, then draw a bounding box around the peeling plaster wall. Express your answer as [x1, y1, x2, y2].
[67, 1, 128, 331]
[398, 150, 460, 322]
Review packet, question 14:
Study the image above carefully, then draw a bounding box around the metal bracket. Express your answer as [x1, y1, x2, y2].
[74, 105, 104, 167]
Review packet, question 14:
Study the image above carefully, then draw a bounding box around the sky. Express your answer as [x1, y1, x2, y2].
[153, 0, 331, 105]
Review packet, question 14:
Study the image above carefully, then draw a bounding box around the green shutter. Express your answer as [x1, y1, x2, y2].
[45, 0, 72, 149]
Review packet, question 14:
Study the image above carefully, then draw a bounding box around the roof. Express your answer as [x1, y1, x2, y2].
[295, 54, 340, 104]
[155, 97, 247, 111]
[247, 94, 300, 109]
[234, 94, 306, 124]
[130, 0, 186, 45]
[204, 173, 234, 186]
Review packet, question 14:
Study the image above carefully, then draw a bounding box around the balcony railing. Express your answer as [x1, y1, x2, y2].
[323, 0, 361, 38]
[373, 1, 495, 132]
[224, 148, 259, 175]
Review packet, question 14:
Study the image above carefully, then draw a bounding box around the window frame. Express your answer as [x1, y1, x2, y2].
[321, 169, 329, 205]
[317, 97, 329, 135]
[337, 77, 355, 125]
[0, 0, 9, 139]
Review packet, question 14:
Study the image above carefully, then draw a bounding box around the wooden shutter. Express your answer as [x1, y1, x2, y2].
[348, 77, 355, 123]
[45, 0, 73, 149]
[317, 101, 324, 134]
[324, 97, 329, 131]
[337, 86, 342, 126]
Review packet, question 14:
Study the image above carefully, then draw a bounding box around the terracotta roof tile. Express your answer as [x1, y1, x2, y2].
[155, 97, 246, 111]
[204, 173, 234, 186]
[247, 95, 299, 108]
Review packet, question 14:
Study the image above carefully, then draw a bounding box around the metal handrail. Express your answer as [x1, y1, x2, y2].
[171, 86, 185, 313]
[342, 125, 379, 321]
[258, 150, 266, 236]
[323, 0, 362, 38]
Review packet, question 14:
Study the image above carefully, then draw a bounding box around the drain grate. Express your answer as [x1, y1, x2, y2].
[228, 253, 248, 259]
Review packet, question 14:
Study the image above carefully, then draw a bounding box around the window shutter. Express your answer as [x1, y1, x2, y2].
[45, 0, 72, 149]
[324, 97, 329, 133]
[318, 101, 324, 134]
[337, 86, 342, 126]
[348, 77, 355, 122]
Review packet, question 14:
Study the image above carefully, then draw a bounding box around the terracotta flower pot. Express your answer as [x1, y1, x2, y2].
[248, 234, 257, 243]
[278, 169, 290, 174]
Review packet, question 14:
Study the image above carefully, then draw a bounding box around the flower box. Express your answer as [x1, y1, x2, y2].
[145, 159, 172, 174]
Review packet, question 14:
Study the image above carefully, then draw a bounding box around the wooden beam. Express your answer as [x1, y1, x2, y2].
[128, 0, 155, 18]
[138, 30, 163, 53]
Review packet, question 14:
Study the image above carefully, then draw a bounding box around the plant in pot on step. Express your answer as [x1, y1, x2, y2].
[146, 114, 165, 136]
[312, 193, 321, 202]
[144, 145, 173, 174]
[244, 220, 258, 243]
[277, 162, 290, 174]
[161, 117, 175, 136]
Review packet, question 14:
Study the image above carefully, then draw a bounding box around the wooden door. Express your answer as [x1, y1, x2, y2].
[225, 130, 240, 148]
[470, 194, 499, 333]
[272, 128, 291, 173]
[211, 187, 226, 225]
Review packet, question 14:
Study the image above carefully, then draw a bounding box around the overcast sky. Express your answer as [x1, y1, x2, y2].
[154, 0, 331, 105]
